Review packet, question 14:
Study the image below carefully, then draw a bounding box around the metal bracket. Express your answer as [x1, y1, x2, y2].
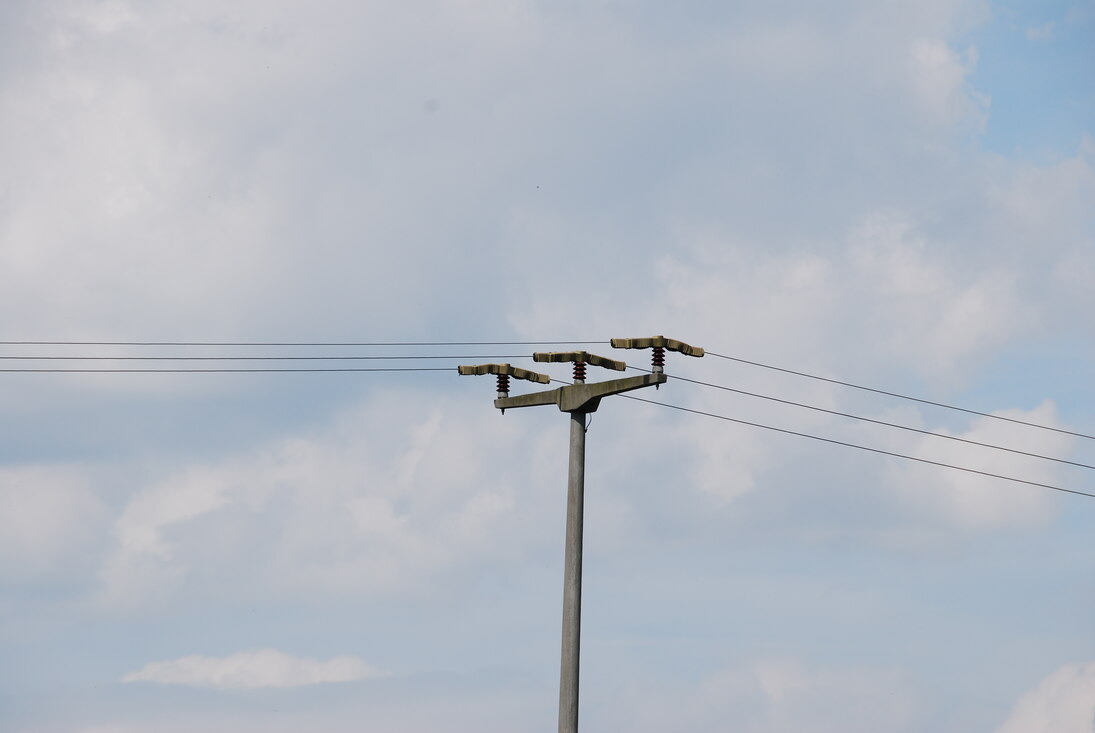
[494, 372, 667, 414]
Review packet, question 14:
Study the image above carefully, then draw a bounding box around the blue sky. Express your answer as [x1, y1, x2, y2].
[970, 0, 1094, 156]
[1, 1, 1093, 731]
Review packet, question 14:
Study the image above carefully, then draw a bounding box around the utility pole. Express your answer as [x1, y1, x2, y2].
[459, 337, 704, 733]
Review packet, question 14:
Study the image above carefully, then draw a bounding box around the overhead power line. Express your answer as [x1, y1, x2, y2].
[1, 340, 1089, 499]
[2, 339, 1088, 442]
[621, 393, 1095, 500]
[656, 370, 1094, 471]
[0, 340, 608, 347]
[0, 354, 530, 361]
[707, 351, 1095, 441]
[0, 367, 455, 373]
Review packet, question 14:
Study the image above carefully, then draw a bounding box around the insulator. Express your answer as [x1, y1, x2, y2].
[572, 361, 587, 382]
[496, 373, 511, 397]
[651, 346, 665, 373]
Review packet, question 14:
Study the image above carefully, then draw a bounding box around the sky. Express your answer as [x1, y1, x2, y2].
[0, 0, 1093, 731]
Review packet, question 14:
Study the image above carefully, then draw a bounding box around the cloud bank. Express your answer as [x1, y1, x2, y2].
[994, 662, 1095, 733]
[122, 648, 383, 689]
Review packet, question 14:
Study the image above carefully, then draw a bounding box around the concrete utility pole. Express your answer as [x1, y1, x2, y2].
[459, 337, 703, 733]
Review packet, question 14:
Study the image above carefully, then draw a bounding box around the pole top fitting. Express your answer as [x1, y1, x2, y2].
[532, 351, 627, 371]
[457, 363, 552, 384]
[610, 335, 704, 357]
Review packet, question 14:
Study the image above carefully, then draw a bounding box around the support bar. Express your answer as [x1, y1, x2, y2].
[495, 373, 667, 413]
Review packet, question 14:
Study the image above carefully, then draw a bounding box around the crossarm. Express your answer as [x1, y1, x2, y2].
[495, 372, 666, 413]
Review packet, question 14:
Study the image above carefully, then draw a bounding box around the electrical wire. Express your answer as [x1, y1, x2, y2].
[6, 348, 1087, 497]
[0, 354, 531, 361]
[0, 340, 608, 346]
[2, 339, 1089, 444]
[650, 369, 1095, 471]
[620, 393, 1095, 500]
[532, 375, 1093, 498]
[707, 351, 1095, 441]
[0, 367, 455, 373]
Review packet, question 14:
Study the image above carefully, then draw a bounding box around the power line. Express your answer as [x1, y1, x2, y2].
[3, 346, 1089, 496]
[707, 351, 1095, 441]
[621, 393, 1095, 500]
[655, 370, 1094, 471]
[0, 354, 531, 361]
[0, 367, 455, 373]
[0, 340, 608, 347]
[4, 339, 1089, 443]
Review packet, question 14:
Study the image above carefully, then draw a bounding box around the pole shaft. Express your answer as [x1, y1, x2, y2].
[558, 410, 586, 733]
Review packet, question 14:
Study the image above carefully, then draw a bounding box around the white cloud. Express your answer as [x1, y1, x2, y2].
[97, 390, 549, 608]
[513, 196, 1050, 392]
[113, 465, 234, 558]
[0, 464, 106, 580]
[884, 400, 1072, 530]
[994, 662, 1095, 733]
[614, 658, 922, 733]
[1025, 21, 1056, 41]
[908, 39, 985, 128]
[846, 211, 1030, 379]
[683, 419, 767, 504]
[65, 0, 136, 36]
[121, 648, 383, 689]
[509, 196, 1083, 537]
